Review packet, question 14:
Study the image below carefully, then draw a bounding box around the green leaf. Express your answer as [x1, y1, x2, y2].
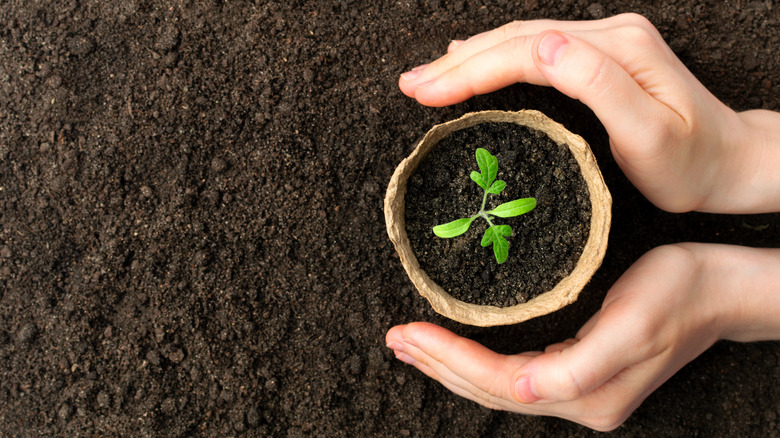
[432, 217, 476, 238]
[481, 224, 512, 244]
[493, 224, 512, 237]
[482, 226, 511, 263]
[486, 180, 506, 195]
[475, 148, 498, 187]
[492, 233, 509, 264]
[480, 227, 494, 247]
[487, 198, 537, 218]
[470, 171, 486, 190]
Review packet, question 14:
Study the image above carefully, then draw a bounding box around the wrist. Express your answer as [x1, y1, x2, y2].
[700, 109, 780, 214]
[690, 243, 780, 342]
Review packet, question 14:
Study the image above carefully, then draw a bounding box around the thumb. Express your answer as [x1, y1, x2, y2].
[513, 302, 656, 403]
[531, 30, 673, 147]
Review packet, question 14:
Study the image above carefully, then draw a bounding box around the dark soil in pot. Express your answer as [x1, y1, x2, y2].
[406, 122, 591, 307]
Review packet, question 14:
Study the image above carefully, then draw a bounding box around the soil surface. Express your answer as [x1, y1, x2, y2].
[1, 1, 778, 437]
[406, 122, 590, 307]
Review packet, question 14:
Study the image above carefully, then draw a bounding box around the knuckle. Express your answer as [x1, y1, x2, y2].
[650, 244, 699, 272]
[617, 23, 661, 49]
[504, 35, 527, 58]
[626, 312, 662, 348]
[587, 411, 629, 431]
[500, 20, 525, 39]
[551, 362, 586, 401]
[617, 12, 657, 33]
[581, 54, 611, 94]
[622, 12, 652, 26]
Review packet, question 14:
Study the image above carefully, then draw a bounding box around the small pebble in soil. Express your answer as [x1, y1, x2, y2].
[58, 403, 72, 421]
[161, 397, 177, 415]
[247, 406, 261, 428]
[348, 354, 362, 375]
[190, 366, 201, 382]
[232, 411, 246, 432]
[166, 346, 185, 363]
[96, 391, 110, 409]
[16, 323, 37, 344]
[67, 35, 95, 56]
[586, 3, 605, 18]
[219, 389, 234, 404]
[155, 25, 180, 52]
[211, 157, 227, 173]
[146, 349, 161, 366]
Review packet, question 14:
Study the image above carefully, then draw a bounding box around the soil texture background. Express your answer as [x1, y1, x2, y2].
[405, 122, 590, 307]
[1, 0, 779, 436]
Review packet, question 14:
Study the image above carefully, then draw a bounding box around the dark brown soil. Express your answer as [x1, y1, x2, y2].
[406, 122, 590, 307]
[1, 1, 778, 437]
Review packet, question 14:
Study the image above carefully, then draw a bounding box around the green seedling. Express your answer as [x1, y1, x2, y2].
[432, 148, 536, 264]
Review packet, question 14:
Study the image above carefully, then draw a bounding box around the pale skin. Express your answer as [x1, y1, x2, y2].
[386, 13, 780, 431]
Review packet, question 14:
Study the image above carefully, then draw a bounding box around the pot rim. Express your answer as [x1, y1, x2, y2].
[384, 110, 612, 327]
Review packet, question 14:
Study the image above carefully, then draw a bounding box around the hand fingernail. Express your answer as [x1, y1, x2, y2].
[400, 64, 428, 81]
[386, 341, 404, 352]
[515, 375, 541, 403]
[395, 351, 417, 366]
[538, 32, 568, 66]
[400, 70, 420, 81]
[448, 39, 464, 52]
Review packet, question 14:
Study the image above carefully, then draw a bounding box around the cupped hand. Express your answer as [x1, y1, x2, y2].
[399, 14, 778, 214]
[386, 244, 755, 431]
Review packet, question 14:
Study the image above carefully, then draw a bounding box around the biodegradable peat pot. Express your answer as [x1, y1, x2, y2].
[384, 110, 611, 327]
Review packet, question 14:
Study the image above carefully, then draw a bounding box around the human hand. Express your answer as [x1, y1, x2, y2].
[399, 14, 780, 214]
[385, 244, 780, 430]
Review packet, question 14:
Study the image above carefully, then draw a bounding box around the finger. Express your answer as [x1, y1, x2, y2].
[544, 338, 579, 354]
[393, 341, 524, 412]
[516, 293, 664, 404]
[575, 308, 602, 339]
[514, 246, 702, 404]
[447, 39, 464, 53]
[387, 322, 535, 408]
[389, 323, 663, 430]
[406, 331, 673, 431]
[401, 14, 645, 96]
[388, 323, 514, 409]
[530, 30, 682, 152]
[406, 33, 547, 106]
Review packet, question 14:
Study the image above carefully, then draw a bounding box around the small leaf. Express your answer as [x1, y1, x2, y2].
[475, 148, 498, 187]
[475, 149, 490, 178]
[486, 180, 506, 194]
[493, 224, 512, 237]
[492, 233, 509, 264]
[480, 227, 494, 247]
[470, 171, 486, 190]
[487, 198, 537, 218]
[432, 217, 475, 238]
